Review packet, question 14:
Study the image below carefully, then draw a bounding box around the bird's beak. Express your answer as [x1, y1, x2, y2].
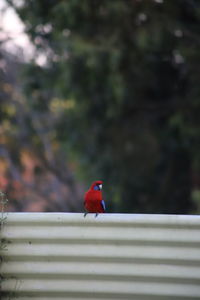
[99, 184, 102, 190]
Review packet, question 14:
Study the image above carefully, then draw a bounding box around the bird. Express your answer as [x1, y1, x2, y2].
[84, 180, 105, 217]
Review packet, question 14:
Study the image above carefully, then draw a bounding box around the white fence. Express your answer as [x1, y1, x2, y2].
[1, 213, 200, 299]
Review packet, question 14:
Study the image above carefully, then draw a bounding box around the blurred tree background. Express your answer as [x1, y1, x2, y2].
[1, 0, 200, 213]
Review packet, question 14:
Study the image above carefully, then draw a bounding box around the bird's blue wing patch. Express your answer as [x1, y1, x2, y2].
[101, 200, 106, 212]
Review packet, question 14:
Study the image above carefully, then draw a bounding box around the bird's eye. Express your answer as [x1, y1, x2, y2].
[99, 184, 102, 190]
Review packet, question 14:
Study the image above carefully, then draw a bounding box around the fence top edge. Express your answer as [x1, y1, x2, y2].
[3, 212, 200, 226]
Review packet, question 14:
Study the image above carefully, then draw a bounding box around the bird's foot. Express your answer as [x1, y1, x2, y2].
[95, 213, 99, 218]
[84, 212, 88, 218]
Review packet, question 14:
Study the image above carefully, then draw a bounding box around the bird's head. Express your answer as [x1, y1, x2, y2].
[91, 180, 103, 191]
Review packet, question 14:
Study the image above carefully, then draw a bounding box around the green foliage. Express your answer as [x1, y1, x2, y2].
[6, 0, 200, 213]
[0, 190, 8, 295]
[0, 191, 8, 227]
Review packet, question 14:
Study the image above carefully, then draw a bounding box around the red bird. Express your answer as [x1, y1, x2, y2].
[84, 180, 105, 217]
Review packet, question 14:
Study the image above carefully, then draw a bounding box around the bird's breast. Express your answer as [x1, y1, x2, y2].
[84, 190, 102, 202]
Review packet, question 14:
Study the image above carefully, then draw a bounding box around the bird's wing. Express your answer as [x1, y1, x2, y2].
[101, 200, 106, 212]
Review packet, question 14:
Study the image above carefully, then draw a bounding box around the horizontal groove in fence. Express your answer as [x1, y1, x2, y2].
[1, 213, 200, 300]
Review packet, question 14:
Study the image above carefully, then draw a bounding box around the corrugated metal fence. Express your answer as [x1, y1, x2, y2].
[1, 213, 200, 299]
